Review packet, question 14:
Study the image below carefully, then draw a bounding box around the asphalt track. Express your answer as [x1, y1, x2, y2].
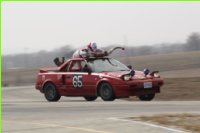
[3, 86, 200, 133]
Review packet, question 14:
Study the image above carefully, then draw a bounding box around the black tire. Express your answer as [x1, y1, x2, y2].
[99, 83, 115, 101]
[84, 96, 97, 101]
[138, 94, 155, 101]
[44, 83, 61, 102]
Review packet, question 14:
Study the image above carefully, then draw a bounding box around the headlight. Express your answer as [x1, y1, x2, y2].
[143, 68, 150, 76]
[154, 72, 160, 78]
[150, 71, 160, 78]
[123, 75, 132, 81]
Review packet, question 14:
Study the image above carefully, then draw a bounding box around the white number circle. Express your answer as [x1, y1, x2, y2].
[73, 75, 83, 88]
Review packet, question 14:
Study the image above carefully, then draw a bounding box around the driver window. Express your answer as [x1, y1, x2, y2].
[80, 61, 88, 72]
[81, 61, 86, 68]
[72, 61, 79, 70]
[60, 62, 70, 72]
[67, 60, 88, 72]
[69, 61, 80, 72]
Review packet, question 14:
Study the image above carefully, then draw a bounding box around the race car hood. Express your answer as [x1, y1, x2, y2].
[100, 70, 146, 79]
[100, 71, 129, 78]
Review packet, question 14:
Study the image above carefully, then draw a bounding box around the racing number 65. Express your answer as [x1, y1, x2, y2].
[73, 75, 83, 88]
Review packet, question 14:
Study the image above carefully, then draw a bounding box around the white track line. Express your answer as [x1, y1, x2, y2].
[108, 117, 189, 133]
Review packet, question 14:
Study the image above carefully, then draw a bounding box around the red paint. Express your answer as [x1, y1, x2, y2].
[35, 58, 164, 99]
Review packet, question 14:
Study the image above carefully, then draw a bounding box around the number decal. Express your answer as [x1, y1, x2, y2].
[73, 75, 83, 88]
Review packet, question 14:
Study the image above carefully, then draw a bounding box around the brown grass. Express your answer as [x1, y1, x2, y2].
[127, 77, 200, 101]
[120, 51, 200, 72]
[131, 113, 200, 133]
[2, 68, 38, 86]
[155, 77, 200, 101]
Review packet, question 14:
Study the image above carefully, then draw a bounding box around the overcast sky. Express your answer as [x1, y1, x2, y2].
[2, 2, 200, 55]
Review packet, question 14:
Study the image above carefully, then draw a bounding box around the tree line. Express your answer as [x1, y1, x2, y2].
[2, 32, 200, 70]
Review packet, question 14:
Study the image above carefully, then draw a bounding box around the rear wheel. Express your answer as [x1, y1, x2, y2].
[99, 83, 115, 101]
[84, 96, 97, 101]
[138, 94, 155, 101]
[44, 83, 61, 102]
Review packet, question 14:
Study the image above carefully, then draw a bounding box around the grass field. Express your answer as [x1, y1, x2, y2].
[128, 77, 200, 101]
[120, 50, 200, 72]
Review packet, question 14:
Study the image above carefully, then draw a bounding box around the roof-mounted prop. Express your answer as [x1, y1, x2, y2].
[54, 57, 65, 66]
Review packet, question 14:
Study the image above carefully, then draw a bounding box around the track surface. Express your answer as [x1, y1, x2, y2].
[3, 86, 200, 133]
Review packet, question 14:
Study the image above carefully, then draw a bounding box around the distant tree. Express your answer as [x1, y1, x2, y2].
[186, 32, 200, 51]
[3, 35, 200, 70]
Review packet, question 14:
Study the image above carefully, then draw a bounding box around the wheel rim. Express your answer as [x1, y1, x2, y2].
[101, 84, 112, 99]
[46, 85, 55, 99]
[102, 88, 109, 97]
[144, 94, 148, 98]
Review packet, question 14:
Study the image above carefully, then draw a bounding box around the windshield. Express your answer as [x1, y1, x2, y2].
[87, 58, 130, 72]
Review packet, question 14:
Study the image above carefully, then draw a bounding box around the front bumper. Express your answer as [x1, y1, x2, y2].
[113, 78, 163, 97]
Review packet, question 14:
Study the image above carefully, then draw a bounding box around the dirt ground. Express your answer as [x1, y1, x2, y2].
[130, 113, 200, 133]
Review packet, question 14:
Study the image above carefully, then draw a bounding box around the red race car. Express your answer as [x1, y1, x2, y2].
[35, 57, 164, 102]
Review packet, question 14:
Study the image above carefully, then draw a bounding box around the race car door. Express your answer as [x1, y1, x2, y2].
[65, 60, 97, 96]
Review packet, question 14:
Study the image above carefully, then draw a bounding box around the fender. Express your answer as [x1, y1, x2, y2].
[96, 75, 125, 86]
[96, 78, 111, 88]
[95, 78, 112, 96]
[95, 77, 124, 95]
[41, 79, 55, 92]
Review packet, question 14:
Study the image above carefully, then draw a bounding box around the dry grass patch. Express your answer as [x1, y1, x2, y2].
[120, 51, 200, 72]
[127, 77, 200, 101]
[131, 113, 200, 133]
[155, 77, 200, 101]
[2, 68, 38, 86]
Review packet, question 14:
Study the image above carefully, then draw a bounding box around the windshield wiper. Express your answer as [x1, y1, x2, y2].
[100, 71, 110, 72]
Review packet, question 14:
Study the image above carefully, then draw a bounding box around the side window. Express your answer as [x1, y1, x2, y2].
[61, 62, 70, 72]
[67, 60, 88, 72]
[69, 61, 81, 72]
[80, 61, 91, 72]
[81, 61, 86, 69]
[71, 61, 79, 70]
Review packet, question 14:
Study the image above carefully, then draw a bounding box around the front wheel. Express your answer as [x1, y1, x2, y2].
[138, 94, 155, 101]
[84, 96, 97, 101]
[44, 83, 61, 102]
[99, 83, 115, 101]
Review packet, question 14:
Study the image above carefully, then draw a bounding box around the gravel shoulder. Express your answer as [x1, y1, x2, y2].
[131, 113, 200, 133]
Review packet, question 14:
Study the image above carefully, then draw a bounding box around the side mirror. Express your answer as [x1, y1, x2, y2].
[127, 65, 132, 69]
